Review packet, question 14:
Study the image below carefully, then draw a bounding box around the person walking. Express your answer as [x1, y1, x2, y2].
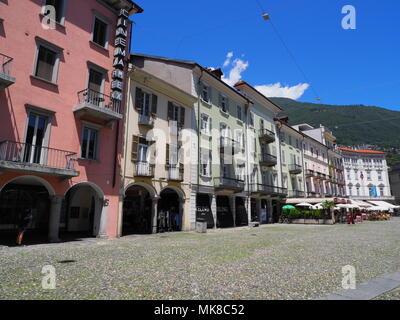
[16, 209, 33, 246]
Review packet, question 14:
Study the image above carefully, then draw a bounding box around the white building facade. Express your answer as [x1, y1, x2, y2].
[340, 147, 394, 201]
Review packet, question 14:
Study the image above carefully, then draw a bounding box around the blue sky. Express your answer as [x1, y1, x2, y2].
[131, 0, 400, 111]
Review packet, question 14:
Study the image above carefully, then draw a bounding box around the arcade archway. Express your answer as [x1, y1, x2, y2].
[123, 184, 154, 235]
[0, 176, 54, 244]
[62, 182, 104, 238]
[157, 187, 183, 233]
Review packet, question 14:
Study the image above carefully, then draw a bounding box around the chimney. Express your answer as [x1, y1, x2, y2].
[210, 68, 223, 80]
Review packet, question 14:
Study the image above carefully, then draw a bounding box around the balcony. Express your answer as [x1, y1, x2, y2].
[259, 128, 275, 143]
[250, 183, 287, 197]
[74, 89, 123, 122]
[214, 176, 244, 193]
[306, 169, 315, 178]
[289, 163, 302, 175]
[259, 153, 277, 167]
[138, 114, 154, 128]
[167, 164, 184, 182]
[0, 53, 16, 89]
[0, 140, 79, 179]
[288, 190, 305, 198]
[134, 161, 155, 178]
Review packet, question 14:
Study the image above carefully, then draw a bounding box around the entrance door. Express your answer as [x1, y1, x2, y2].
[24, 113, 48, 165]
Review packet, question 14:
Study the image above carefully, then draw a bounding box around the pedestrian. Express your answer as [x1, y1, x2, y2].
[16, 209, 33, 246]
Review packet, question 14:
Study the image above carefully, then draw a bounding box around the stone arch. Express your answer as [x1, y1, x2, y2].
[160, 185, 186, 200]
[124, 182, 158, 199]
[0, 175, 56, 196]
[63, 181, 106, 237]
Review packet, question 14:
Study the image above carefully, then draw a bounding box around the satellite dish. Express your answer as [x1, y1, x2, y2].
[262, 13, 270, 21]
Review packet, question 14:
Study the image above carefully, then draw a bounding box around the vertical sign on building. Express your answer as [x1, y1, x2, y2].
[111, 9, 129, 110]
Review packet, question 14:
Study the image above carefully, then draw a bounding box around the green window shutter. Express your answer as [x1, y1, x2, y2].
[135, 87, 143, 111]
[131, 135, 139, 162]
[180, 107, 185, 127]
[151, 94, 158, 115]
[168, 101, 174, 120]
[166, 143, 170, 167]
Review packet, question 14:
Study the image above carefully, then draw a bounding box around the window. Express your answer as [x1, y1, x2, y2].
[237, 164, 245, 181]
[88, 68, 104, 93]
[288, 135, 292, 146]
[24, 113, 49, 164]
[201, 83, 210, 102]
[200, 148, 211, 176]
[168, 102, 185, 127]
[219, 94, 228, 112]
[249, 112, 254, 127]
[81, 126, 99, 160]
[280, 132, 285, 143]
[34, 45, 58, 83]
[237, 105, 242, 121]
[135, 87, 158, 117]
[281, 150, 286, 164]
[200, 114, 211, 135]
[92, 17, 108, 48]
[43, 0, 66, 24]
[378, 171, 382, 180]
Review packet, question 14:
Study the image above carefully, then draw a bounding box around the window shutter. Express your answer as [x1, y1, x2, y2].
[225, 97, 229, 112]
[209, 150, 212, 176]
[135, 87, 143, 111]
[131, 135, 139, 162]
[218, 94, 222, 108]
[207, 86, 212, 102]
[168, 101, 174, 120]
[166, 143, 170, 167]
[180, 107, 185, 127]
[151, 94, 158, 115]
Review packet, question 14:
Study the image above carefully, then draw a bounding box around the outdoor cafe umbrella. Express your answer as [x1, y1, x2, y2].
[282, 205, 296, 210]
[313, 203, 324, 209]
[296, 203, 313, 208]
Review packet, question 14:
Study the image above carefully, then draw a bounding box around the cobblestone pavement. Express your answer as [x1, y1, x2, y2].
[1, 218, 400, 300]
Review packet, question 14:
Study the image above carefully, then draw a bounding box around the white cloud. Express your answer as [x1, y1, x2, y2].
[222, 58, 249, 86]
[254, 82, 310, 100]
[223, 52, 234, 67]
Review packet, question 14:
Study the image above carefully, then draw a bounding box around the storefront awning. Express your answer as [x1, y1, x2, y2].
[367, 200, 398, 209]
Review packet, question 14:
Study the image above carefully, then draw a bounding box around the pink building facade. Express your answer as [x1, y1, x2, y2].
[0, 0, 142, 242]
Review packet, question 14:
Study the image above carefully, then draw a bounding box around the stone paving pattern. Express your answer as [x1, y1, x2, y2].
[1, 218, 400, 300]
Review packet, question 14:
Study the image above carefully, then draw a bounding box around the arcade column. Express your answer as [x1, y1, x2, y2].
[48, 195, 64, 243]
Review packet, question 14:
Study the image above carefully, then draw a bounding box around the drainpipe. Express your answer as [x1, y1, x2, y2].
[276, 121, 284, 220]
[197, 69, 204, 211]
[244, 101, 251, 222]
[300, 134, 306, 198]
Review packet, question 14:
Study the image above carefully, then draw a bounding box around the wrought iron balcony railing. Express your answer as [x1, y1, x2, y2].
[134, 161, 155, 177]
[167, 164, 184, 181]
[0, 53, 16, 89]
[289, 163, 302, 174]
[258, 128, 276, 143]
[0, 140, 78, 177]
[259, 153, 277, 166]
[288, 190, 305, 198]
[138, 114, 154, 127]
[214, 176, 245, 192]
[75, 89, 123, 120]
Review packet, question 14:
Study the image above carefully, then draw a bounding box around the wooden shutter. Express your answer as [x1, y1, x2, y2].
[131, 135, 139, 162]
[166, 143, 170, 167]
[167, 101, 174, 120]
[207, 86, 212, 102]
[179, 107, 185, 127]
[135, 87, 143, 111]
[151, 94, 158, 115]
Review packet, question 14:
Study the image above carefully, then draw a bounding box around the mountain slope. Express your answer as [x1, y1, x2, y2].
[271, 98, 400, 149]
